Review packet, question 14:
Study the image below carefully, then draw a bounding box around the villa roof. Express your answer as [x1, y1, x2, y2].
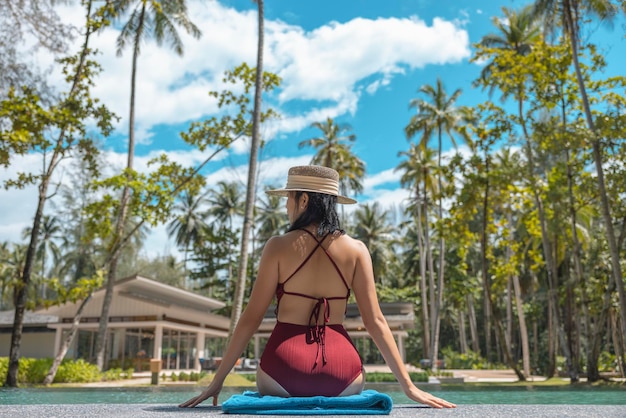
[0, 310, 58, 326]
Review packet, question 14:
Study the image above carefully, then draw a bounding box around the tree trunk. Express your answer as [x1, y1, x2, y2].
[424, 188, 437, 363]
[586, 280, 613, 382]
[44, 293, 93, 384]
[95, 2, 144, 369]
[458, 309, 468, 354]
[6, 189, 46, 387]
[430, 128, 445, 371]
[480, 156, 492, 362]
[508, 212, 530, 378]
[480, 156, 523, 380]
[519, 94, 573, 380]
[5, 0, 95, 386]
[416, 186, 430, 359]
[229, 0, 264, 336]
[564, 7, 626, 354]
[467, 294, 480, 353]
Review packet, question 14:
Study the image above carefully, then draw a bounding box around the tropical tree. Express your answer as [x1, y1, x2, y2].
[230, 0, 266, 336]
[22, 215, 62, 299]
[351, 203, 397, 285]
[532, 0, 626, 367]
[2, 0, 114, 386]
[94, 0, 201, 369]
[405, 77, 470, 369]
[256, 189, 289, 244]
[396, 144, 439, 360]
[167, 188, 210, 285]
[299, 117, 365, 198]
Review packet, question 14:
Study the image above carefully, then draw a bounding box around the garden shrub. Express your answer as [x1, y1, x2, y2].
[365, 371, 428, 383]
[54, 359, 101, 383]
[102, 368, 123, 381]
[441, 347, 491, 369]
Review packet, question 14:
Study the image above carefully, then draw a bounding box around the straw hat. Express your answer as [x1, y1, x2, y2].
[265, 165, 357, 204]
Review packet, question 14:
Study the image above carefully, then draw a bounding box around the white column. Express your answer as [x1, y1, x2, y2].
[195, 332, 205, 370]
[397, 333, 405, 363]
[53, 328, 62, 357]
[254, 335, 260, 360]
[154, 325, 163, 359]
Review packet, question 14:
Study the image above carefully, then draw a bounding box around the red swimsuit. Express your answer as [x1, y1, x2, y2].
[259, 229, 363, 397]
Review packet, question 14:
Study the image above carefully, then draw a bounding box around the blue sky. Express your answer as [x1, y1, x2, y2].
[1, 0, 624, 258]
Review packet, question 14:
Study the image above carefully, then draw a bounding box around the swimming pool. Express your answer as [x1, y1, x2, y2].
[0, 384, 624, 406]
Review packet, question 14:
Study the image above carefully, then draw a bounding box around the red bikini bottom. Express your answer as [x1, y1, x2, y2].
[259, 321, 363, 397]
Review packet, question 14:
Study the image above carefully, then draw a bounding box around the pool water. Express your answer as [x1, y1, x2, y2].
[1, 384, 624, 405]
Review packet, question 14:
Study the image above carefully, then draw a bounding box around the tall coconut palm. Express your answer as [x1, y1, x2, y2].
[532, 0, 626, 370]
[205, 181, 244, 293]
[167, 189, 210, 286]
[477, 5, 578, 379]
[477, 5, 541, 93]
[405, 77, 470, 370]
[208, 181, 244, 230]
[229, 0, 265, 336]
[396, 144, 439, 360]
[352, 203, 396, 284]
[95, 0, 201, 369]
[256, 189, 288, 243]
[22, 215, 62, 299]
[5, 0, 110, 386]
[299, 117, 365, 199]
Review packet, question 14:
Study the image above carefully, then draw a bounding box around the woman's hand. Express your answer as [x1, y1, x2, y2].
[405, 385, 456, 409]
[178, 383, 222, 408]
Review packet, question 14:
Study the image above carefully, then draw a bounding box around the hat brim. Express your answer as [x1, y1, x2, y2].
[265, 188, 357, 205]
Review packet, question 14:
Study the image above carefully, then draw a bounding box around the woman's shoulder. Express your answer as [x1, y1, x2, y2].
[336, 232, 368, 253]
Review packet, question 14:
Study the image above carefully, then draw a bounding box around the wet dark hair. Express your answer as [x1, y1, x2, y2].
[287, 191, 343, 237]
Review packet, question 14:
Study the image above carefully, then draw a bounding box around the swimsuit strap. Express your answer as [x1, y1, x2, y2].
[298, 229, 351, 292]
[274, 229, 352, 368]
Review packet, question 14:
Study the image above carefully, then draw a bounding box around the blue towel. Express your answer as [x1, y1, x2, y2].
[221, 389, 393, 415]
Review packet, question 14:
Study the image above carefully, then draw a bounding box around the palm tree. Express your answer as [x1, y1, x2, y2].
[494, 149, 531, 378]
[95, 0, 201, 370]
[0, 243, 27, 310]
[352, 203, 397, 285]
[299, 117, 365, 199]
[477, 5, 541, 93]
[167, 189, 210, 286]
[230, 0, 266, 336]
[531, 0, 626, 370]
[256, 188, 288, 243]
[207, 180, 244, 294]
[5, 0, 108, 386]
[208, 181, 244, 230]
[396, 144, 439, 360]
[477, 5, 578, 380]
[22, 215, 62, 299]
[405, 77, 470, 370]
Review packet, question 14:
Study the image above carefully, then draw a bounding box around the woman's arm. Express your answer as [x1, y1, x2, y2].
[179, 237, 280, 408]
[351, 240, 455, 409]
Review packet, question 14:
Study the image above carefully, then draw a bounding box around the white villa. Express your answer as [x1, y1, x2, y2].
[0, 275, 414, 371]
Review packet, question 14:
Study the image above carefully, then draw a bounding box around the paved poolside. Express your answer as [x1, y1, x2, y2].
[1, 404, 625, 417]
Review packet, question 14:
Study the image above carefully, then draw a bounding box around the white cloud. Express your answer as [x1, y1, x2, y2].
[4, 1, 472, 259]
[273, 16, 470, 104]
[43, 1, 469, 148]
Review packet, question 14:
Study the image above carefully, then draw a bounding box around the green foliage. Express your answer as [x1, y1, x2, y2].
[53, 359, 101, 383]
[0, 358, 103, 384]
[366, 371, 428, 383]
[598, 352, 618, 373]
[441, 348, 498, 370]
[102, 368, 124, 381]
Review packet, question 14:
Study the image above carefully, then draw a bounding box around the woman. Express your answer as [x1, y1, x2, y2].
[180, 165, 455, 409]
